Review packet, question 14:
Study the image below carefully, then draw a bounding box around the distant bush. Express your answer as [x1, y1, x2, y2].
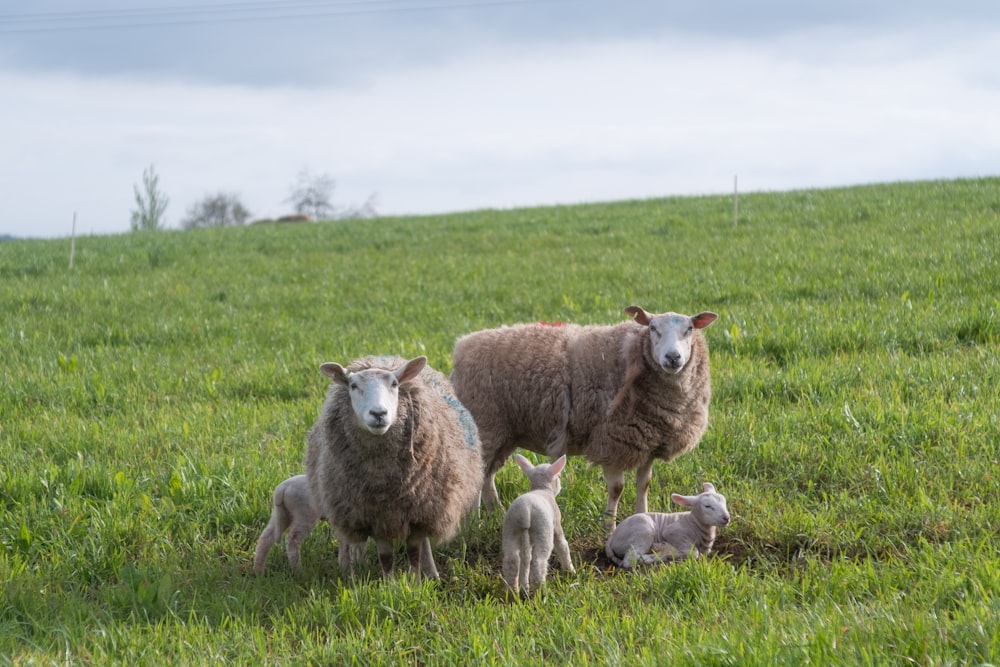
[182, 192, 251, 229]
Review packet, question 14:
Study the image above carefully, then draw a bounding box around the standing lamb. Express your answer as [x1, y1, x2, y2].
[501, 454, 575, 597]
[451, 306, 717, 531]
[252, 474, 320, 575]
[605, 482, 730, 568]
[306, 355, 483, 579]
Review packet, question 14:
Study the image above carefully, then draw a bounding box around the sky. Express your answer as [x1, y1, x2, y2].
[2, 0, 999, 239]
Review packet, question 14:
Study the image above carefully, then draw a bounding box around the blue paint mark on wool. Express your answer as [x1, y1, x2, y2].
[423, 373, 480, 449]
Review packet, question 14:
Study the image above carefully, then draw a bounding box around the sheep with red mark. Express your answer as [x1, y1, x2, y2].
[450, 306, 717, 531]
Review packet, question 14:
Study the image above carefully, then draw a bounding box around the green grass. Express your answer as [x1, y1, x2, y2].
[2, 177, 999, 665]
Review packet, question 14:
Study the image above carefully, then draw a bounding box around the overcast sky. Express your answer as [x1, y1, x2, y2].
[2, 0, 999, 239]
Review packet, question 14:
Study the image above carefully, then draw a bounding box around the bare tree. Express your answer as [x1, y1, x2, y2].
[338, 193, 380, 220]
[130, 164, 169, 231]
[285, 167, 336, 220]
[182, 192, 252, 229]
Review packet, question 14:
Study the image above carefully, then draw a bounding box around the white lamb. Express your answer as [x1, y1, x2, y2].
[501, 454, 575, 596]
[451, 306, 717, 531]
[605, 482, 730, 568]
[252, 474, 321, 575]
[306, 355, 483, 579]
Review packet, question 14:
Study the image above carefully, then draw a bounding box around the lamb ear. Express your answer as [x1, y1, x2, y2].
[691, 312, 718, 329]
[321, 362, 349, 386]
[396, 356, 427, 384]
[671, 493, 694, 507]
[549, 455, 567, 476]
[702, 482, 716, 493]
[625, 306, 653, 326]
[515, 454, 533, 474]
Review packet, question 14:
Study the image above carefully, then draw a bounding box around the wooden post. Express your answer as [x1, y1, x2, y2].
[69, 211, 77, 269]
[733, 175, 739, 227]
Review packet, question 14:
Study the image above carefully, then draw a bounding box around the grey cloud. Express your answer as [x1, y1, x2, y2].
[3, 0, 998, 87]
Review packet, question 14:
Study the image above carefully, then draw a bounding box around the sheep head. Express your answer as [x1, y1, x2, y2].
[625, 307, 717, 375]
[320, 356, 427, 435]
[670, 481, 731, 527]
[515, 453, 567, 496]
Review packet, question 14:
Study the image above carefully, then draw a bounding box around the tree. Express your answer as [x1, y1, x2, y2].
[285, 167, 336, 220]
[181, 192, 252, 229]
[130, 164, 169, 231]
[338, 193, 380, 220]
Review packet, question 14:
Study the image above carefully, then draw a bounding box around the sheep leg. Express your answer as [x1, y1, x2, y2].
[501, 550, 521, 594]
[252, 519, 281, 575]
[284, 521, 312, 571]
[338, 536, 364, 576]
[409, 536, 439, 579]
[376, 539, 396, 577]
[634, 459, 654, 515]
[602, 466, 626, 532]
[552, 524, 575, 574]
[481, 468, 502, 511]
[481, 443, 517, 510]
[252, 502, 291, 575]
[528, 552, 547, 596]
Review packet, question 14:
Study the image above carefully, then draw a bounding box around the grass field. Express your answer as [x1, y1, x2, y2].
[2, 177, 999, 665]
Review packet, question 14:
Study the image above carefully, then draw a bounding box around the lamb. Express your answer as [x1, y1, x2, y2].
[252, 474, 321, 575]
[450, 306, 717, 531]
[605, 482, 730, 568]
[501, 454, 575, 596]
[306, 355, 483, 579]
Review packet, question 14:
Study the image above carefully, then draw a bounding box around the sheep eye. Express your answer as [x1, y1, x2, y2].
[391, 380, 399, 389]
[649, 325, 658, 334]
[349, 382, 359, 391]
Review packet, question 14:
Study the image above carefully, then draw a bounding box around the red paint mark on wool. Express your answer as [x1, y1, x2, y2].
[538, 321, 565, 327]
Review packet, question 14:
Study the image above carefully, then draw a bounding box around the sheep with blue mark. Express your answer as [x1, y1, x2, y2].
[306, 355, 483, 579]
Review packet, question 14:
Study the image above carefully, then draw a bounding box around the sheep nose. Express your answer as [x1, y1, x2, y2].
[662, 352, 682, 368]
[369, 409, 388, 424]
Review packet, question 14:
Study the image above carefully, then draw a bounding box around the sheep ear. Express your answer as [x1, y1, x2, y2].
[702, 482, 716, 493]
[396, 356, 427, 384]
[321, 363, 349, 386]
[515, 454, 533, 473]
[671, 493, 694, 507]
[549, 455, 567, 476]
[624, 306, 653, 326]
[691, 312, 718, 329]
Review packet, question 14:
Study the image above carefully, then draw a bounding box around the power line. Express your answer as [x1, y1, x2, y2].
[0, 0, 570, 34]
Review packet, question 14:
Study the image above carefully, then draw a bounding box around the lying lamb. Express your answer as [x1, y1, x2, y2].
[605, 482, 730, 568]
[306, 355, 483, 579]
[451, 306, 717, 531]
[252, 474, 321, 575]
[501, 454, 575, 597]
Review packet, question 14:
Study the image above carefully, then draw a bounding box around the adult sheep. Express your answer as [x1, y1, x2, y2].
[450, 306, 717, 531]
[306, 355, 483, 579]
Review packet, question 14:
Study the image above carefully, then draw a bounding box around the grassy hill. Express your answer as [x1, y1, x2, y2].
[2, 177, 999, 664]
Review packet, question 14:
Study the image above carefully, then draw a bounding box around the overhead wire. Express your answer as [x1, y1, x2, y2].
[0, 0, 571, 34]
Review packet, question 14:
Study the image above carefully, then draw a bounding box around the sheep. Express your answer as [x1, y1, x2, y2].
[450, 306, 717, 531]
[501, 454, 575, 596]
[305, 355, 483, 579]
[605, 482, 730, 568]
[252, 474, 321, 575]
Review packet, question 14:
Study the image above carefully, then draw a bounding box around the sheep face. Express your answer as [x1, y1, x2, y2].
[320, 356, 427, 435]
[626, 307, 718, 375]
[671, 482, 731, 527]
